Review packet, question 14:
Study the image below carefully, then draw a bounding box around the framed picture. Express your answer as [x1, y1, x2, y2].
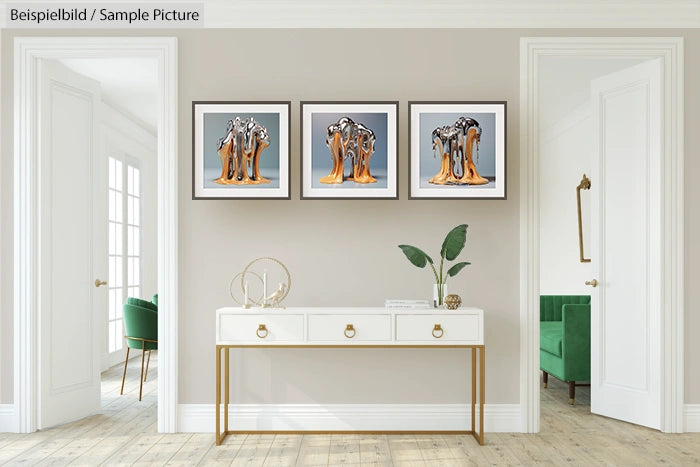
[409, 101, 506, 199]
[192, 101, 290, 199]
[301, 101, 398, 199]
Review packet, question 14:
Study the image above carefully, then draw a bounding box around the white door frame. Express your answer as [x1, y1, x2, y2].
[13, 37, 179, 433]
[519, 37, 684, 433]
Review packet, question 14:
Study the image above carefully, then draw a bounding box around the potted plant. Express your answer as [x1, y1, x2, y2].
[398, 224, 471, 307]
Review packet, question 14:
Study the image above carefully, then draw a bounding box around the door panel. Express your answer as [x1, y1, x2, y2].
[590, 59, 661, 429]
[39, 60, 104, 428]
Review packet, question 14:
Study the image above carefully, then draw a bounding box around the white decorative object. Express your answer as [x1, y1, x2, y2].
[264, 283, 287, 308]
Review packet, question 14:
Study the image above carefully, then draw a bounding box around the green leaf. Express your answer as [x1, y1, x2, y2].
[447, 261, 471, 277]
[398, 245, 434, 268]
[440, 224, 468, 261]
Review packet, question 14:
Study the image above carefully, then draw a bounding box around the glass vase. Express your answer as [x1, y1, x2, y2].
[433, 283, 448, 308]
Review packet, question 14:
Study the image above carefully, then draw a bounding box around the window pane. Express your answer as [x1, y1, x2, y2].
[128, 257, 134, 286]
[127, 195, 134, 225]
[127, 166, 134, 195]
[115, 193, 122, 223]
[115, 257, 123, 287]
[115, 223, 123, 256]
[133, 199, 140, 226]
[133, 258, 140, 286]
[108, 288, 115, 320]
[127, 226, 133, 256]
[115, 159, 123, 191]
[109, 157, 115, 189]
[133, 168, 140, 197]
[108, 190, 115, 221]
[133, 227, 140, 256]
[108, 222, 115, 255]
[109, 256, 115, 285]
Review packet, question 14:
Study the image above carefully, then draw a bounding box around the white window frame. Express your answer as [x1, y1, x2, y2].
[107, 153, 143, 363]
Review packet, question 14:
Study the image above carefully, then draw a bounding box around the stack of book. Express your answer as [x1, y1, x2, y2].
[385, 299, 431, 309]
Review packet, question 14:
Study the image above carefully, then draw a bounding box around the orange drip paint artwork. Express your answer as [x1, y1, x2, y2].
[215, 117, 271, 185]
[320, 117, 377, 184]
[429, 117, 488, 186]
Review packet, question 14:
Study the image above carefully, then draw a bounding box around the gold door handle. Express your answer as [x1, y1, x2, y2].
[585, 279, 599, 287]
[94, 279, 108, 287]
[432, 324, 444, 338]
[344, 324, 356, 339]
[256, 324, 268, 339]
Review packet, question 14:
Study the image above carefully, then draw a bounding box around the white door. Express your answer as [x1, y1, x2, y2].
[589, 59, 662, 429]
[38, 60, 105, 428]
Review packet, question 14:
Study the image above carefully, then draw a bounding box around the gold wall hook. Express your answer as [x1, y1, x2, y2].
[94, 278, 107, 287]
[576, 174, 592, 263]
[585, 279, 599, 287]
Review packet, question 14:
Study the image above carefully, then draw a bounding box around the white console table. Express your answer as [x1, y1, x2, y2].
[215, 307, 485, 445]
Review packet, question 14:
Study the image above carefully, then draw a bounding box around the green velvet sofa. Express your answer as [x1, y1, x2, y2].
[540, 295, 591, 404]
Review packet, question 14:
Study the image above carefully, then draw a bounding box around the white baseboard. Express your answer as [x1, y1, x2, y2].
[0, 404, 17, 432]
[178, 403, 521, 433]
[685, 404, 700, 432]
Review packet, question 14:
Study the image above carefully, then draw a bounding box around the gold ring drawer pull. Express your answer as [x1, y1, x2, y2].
[432, 324, 444, 339]
[344, 324, 356, 339]
[256, 324, 268, 339]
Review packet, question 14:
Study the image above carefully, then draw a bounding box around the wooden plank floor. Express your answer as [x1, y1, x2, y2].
[1, 356, 699, 465]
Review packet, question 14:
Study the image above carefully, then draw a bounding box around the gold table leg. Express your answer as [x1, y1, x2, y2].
[225, 347, 230, 434]
[478, 346, 485, 445]
[216, 345, 221, 445]
[471, 347, 476, 434]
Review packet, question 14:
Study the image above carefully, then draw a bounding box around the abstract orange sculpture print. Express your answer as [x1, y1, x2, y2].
[215, 117, 270, 185]
[430, 117, 488, 185]
[320, 117, 377, 184]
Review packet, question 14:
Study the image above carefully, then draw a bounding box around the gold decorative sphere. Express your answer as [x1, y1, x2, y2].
[444, 294, 462, 310]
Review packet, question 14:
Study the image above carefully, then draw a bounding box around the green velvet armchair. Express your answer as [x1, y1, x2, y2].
[121, 301, 158, 401]
[540, 295, 591, 404]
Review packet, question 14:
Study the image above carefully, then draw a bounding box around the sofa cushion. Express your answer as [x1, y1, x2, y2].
[540, 321, 562, 357]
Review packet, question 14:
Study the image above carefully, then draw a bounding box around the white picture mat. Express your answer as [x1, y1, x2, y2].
[410, 103, 506, 199]
[302, 103, 398, 198]
[193, 103, 289, 198]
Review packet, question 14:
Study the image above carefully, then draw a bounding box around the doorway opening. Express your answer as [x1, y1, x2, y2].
[538, 55, 652, 426]
[12, 37, 178, 434]
[519, 37, 684, 434]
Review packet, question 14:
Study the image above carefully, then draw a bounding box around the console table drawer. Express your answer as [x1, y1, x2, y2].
[396, 314, 482, 342]
[218, 314, 304, 343]
[308, 314, 391, 342]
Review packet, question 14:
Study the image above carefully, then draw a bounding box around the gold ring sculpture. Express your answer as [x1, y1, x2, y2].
[238, 257, 291, 308]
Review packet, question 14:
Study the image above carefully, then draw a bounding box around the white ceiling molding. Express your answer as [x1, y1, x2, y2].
[1, 0, 699, 28]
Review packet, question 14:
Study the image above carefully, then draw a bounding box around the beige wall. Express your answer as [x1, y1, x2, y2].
[2, 29, 699, 408]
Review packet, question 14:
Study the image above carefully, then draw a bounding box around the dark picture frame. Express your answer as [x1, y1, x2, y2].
[408, 101, 507, 200]
[192, 101, 291, 200]
[300, 101, 399, 200]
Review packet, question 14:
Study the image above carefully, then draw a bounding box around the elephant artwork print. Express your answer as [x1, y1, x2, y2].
[301, 102, 398, 199]
[192, 102, 290, 199]
[409, 102, 507, 199]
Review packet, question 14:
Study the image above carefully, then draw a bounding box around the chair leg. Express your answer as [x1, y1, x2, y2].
[139, 342, 146, 401]
[144, 350, 151, 382]
[120, 347, 130, 395]
[542, 370, 548, 388]
[569, 381, 575, 405]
